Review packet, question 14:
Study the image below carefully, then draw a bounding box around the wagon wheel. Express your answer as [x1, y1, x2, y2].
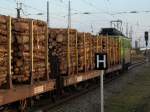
[20, 99, 27, 112]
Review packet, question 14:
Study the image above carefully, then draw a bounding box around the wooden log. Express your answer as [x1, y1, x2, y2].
[0, 15, 8, 24]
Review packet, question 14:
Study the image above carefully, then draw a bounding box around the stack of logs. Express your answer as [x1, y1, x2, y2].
[12, 18, 48, 82]
[97, 36, 102, 53]
[77, 32, 85, 72]
[116, 38, 121, 64]
[84, 33, 93, 71]
[77, 32, 94, 72]
[98, 35, 121, 67]
[91, 35, 98, 70]
[0, 14, 123, 86]
[0, 15, 10, 86]
[48, 28, 78, 76]
[48, 29, 121, 76]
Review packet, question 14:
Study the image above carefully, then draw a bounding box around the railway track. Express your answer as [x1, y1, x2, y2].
[28, 61, 146, 112]
[129, 60, 147, 70]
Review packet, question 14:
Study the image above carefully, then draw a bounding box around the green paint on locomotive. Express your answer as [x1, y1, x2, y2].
[110, 35, 131, 66]
[119, 36, 131, 65]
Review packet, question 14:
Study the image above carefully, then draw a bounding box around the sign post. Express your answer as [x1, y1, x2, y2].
[100, 70, 104, 112]
[144, 31, 149, 55]
[95, 53, 107, 112]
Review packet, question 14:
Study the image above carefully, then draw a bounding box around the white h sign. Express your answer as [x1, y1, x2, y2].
[95, 53, 107, 70]
[96, 55, 106, 69]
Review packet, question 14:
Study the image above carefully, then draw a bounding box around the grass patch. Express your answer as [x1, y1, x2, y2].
[105, 64, 150, 112]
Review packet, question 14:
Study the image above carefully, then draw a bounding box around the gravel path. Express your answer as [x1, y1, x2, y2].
[46, 63, 149, 112]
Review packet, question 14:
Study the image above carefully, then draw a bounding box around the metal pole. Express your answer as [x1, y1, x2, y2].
[16, 2, 22, 18]
[68, 0, 71, 29]
[101, 70, 104, 112]
[47, 1, 50, 27]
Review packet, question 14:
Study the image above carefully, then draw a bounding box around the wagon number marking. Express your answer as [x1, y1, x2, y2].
[77, 76, 83, 82]
[34, 85, 44, 95]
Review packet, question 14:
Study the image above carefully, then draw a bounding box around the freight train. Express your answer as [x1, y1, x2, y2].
[0, 15, 131, 110]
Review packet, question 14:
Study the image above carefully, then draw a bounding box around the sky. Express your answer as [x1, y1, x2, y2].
[0, 0, 150, 48]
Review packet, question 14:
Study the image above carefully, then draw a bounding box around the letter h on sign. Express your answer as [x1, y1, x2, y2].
[95, 53, 108, 70]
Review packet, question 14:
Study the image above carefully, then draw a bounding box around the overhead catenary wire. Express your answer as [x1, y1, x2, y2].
[57, 0, 81, 12]
[81, 0, 114, 17]
[22, 3, 46, 14]
[81, 0, 99, 11]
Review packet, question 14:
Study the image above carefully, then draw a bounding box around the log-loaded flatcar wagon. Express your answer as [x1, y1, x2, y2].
[0, 15, 131, 110]
[0, 15, 55, 107]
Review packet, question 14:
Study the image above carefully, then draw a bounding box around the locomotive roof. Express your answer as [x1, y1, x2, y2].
[99, 28, 125, 36]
